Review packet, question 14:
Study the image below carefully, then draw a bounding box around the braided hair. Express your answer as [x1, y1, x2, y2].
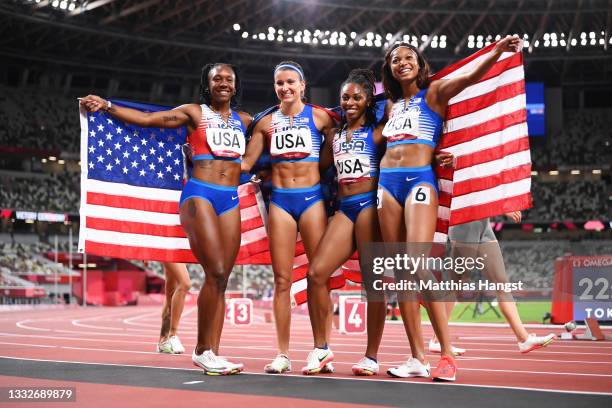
[340, 68, 377, 128]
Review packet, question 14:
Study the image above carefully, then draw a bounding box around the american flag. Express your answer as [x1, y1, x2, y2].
[433, 43, 532, 241]
[78, 100, 269, 264]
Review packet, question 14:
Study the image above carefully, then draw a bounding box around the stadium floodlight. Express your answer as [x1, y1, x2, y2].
[278, 29, 284, 35]
[531, 171, 538, 176]
[571, 170, 580, 175]
[287, 38, 293, 42]
[242, 32, 248, 39]
[359, 38, 366, 46]
[267, 33, 274, 41]
[52, 0, 59, 7]
[549, 170, 559, 175]
[580, 32, 586, 39]
[589, 31, 595, 38]
[551, 33, 557, 40]
[338, 38, 346, 46]
[268, 27, 275, 34]
[258, 33, 265, 40]
[68, 1, 75, 10]
[468, 42, 475, 48]
[312, 38, 318, 44]
[543, 33, 549, 40]
[421, 34, 428, 41]
[476, 41, 483, 48]
[251, 35, 257, 39]
[303, 36, 311, 44]
[571, 38, 577, 46]
[350, 32, 357, 39]
[58, 159, 65, 165]
[366, 32, 374, 40]
[366, 39, 373, 47]
[590, 38, 596, 45]
[593, 169, 602, 174]
[322, 39, 328, 45]
[431, 41, 438, 48]
[468, 35, 474, 41]
[560, 39, 566, 46]
[233, 24, 241, 31]
[524, 40, 530, 47]
[42, 158, 47, 163]
[440, 40, 446, 48]
[288, 30, 294, 35]
[277, 35, 283, 42]
[49, 156, 57, 161]
[374, 39, 382, 47]
[294, 36, 302, 43]
[581, 38, 587, 45]
[551, 39, 558, 47]
[477, 35, 483, 41]
[386, 33, 393, 40]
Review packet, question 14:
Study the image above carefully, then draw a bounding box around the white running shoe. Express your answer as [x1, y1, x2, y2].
[264, 354, 292, 374]
[168, 335, 185, 354]
[156, 339, 173, 354]
[428, 339, 466, 356]
[192, 350, 235, 375]
[387, 357, 431, 378]
[216, 355, 244, 373]
[518, 333, 555, 353]
[352, 356, 379, 376]
[302, 347, 334, 375]
[320, 362, 334, 374]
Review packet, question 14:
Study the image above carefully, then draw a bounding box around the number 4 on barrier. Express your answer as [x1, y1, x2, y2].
[225, 298, 253, 326]
[339, 296, 367, 334]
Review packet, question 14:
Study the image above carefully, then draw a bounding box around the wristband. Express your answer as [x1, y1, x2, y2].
[106, 100, 112, 111]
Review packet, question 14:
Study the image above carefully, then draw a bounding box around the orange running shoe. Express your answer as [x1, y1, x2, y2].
[431, 355, 457, 382]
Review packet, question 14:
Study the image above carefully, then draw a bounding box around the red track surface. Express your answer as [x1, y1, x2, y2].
[0, 305, 611, 403]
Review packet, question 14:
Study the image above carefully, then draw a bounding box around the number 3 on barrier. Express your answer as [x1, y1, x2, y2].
[226, 298, 253, 326]
[339, 296, 367, 334]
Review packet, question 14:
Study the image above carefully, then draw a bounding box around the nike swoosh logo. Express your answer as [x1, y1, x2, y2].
[318, 353, 329, 362]
[232, 196, 238, 200]
[405, 176, 418, 182]
[359, 201, 370, 207]
[305, 196, 316, 201]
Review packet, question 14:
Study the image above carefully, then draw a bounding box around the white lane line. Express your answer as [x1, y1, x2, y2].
[0, 355, 610, 397]
[16, 320, 52, 332]
[183, 380, 204, 385]
[0, 341, 56, 348]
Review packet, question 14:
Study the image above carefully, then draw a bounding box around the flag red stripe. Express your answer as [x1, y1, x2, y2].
[455, 136, 530, 169]
[87, 192, 179, 214]
[86, 217, 186, 237]
[431, 42, 498, 80]
[473, 53, 523, 84]
[85, 240, 196, 263]
[241, 216, 264, 232]
[450, 193, 533, 225]
[438, 109, 527, 149]
[453, 163, 532, 197]
[439, 191, 452, 208]
[446, 81, 525, 120]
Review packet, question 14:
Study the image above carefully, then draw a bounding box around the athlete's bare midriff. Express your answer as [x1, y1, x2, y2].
[380, 143, 434, 168]
[271, 161, 320, 188]
[192, 159, 241, 186]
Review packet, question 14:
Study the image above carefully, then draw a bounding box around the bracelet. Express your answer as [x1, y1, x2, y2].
[105, 100, 112, 111]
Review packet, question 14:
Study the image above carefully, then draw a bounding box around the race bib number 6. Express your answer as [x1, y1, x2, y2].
[411, 185, 431, 205]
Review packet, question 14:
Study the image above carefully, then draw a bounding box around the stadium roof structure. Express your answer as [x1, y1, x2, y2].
[1, 0, 610, 100]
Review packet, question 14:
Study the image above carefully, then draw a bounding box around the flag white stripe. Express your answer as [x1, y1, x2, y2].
[438, 206, 450, 220]
[433, 232, 448, 243]
[84, 204, 180, 225]
[449, 67, 524, 105]
[293, 253, 308, 268]
[440, 51, 515, 80]
[450, 178, 531, 210]
[444, 123, 528, 158]
[290, 278, 307, 296]
[453, 150, 531, 183]
[241, 226, 268, 245]
[86, 179, 181, 201]
[84, 228, 191, 249]
[445, 94, 526, 133]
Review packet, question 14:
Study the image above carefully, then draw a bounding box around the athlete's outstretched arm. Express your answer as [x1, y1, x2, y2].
[80, 94, 195, 129]
[433, 35, 522, 104]
[241, 117, 267, 173]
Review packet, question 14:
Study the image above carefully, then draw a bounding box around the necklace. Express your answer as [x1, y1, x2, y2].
[210, 105, 231, 121]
